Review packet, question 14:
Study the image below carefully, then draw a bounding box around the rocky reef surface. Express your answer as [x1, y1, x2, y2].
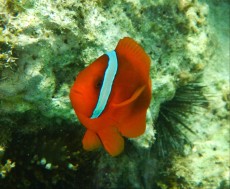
[0, 0, 229, 188]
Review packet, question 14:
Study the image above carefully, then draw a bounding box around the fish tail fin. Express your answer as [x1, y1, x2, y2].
[115, 37, 151, 76]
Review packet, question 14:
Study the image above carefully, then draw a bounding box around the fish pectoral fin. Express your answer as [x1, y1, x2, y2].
[112, 85, 145, 108]
[98, 127, 124, 156]
[82, 129, 102, 151]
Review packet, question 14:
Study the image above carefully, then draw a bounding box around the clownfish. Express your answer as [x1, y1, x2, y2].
[70, 37, 152, 156]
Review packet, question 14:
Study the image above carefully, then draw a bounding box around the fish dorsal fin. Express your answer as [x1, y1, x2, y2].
[115, 37, 150, 78]
[112, 85, 145, 108]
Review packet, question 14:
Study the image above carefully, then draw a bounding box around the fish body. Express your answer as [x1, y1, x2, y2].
[70, 37, 151, 156]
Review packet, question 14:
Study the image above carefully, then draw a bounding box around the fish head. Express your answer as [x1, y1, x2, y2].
[70, 55, 108, 118]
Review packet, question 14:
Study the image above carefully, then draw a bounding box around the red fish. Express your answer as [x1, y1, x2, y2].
[70, 37, 151, 156]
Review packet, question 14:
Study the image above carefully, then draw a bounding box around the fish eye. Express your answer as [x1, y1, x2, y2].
[96, 79, 103, 89]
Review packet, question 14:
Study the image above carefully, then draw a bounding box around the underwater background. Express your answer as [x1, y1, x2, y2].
[0, 0, 229, 188]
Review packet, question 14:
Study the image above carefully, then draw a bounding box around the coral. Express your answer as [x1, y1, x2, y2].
[0, 0, 228, 188]
[163, 1, 230, 188]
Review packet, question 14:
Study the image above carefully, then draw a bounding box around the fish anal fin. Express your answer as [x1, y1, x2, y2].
[98, 127, 124, 156]
[82, 129, 102, 151]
